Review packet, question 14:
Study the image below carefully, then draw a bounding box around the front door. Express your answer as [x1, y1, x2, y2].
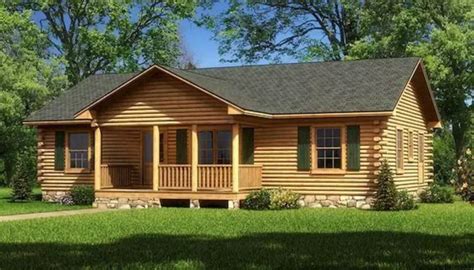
[418, 133, 425, 183]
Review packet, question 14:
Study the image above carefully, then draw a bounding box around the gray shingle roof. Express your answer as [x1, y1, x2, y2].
[26, 57, 420, 121]
[26, 73, 137, 121]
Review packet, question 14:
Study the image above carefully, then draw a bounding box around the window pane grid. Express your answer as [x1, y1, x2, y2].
[68, 133, 89, 169]
[199, 131, 214, 164]
[316, 128, 341, 169]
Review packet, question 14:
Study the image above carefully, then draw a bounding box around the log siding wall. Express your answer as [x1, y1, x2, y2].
[96, 72, 233, 126]
[254, 119, 385, 196]
[101, 129, 142, 185]
[37, 127, 94, 191]
[381, 80, 433, 192]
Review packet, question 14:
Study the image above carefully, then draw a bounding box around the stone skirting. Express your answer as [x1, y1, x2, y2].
[45, 191, 373, 209]
[94, 197, 162, 209]
[42, 191, 70, 202]
[298, 195, 374, 209]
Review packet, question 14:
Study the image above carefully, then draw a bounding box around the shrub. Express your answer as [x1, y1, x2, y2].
[242, 189, 271, 210]
[10, 154, 35, 202]
[419, 184, 454, 203]
[10, 176, 33, 201]
[268, 188, 300, 210]
[395, 190, 417, 210]
[70, 185, 95, 205]
[433, 129, 457, 185]
[374, 160, 398, 211]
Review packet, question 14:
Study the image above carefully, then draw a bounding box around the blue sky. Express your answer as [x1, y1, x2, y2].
[179, 19, 229, 68]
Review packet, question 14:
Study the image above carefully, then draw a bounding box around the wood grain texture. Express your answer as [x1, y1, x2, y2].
[95, 71, 233, 126]
[381, 72, 434, 192]
[254, 119, 384, 196]
[37, 128, 94, 191]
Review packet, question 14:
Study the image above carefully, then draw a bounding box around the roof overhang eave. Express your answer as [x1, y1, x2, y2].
[23, 119, 92, 126]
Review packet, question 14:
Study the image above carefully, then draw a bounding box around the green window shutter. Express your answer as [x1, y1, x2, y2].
[241, 128, 254, 164]
[297, 126, 310, 170]
[176, 129, 188, 164]
[54, 131, 65, 170]
[347, 125, 360, 171]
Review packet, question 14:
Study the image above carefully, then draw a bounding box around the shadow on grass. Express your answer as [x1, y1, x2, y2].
[1, 232, 473, 269]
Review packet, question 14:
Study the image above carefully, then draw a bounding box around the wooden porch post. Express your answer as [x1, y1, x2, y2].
[232, 124, 240, 193]
[191, 124, 198, 192]
[94, 126, 102, 191]
[152, 125, 160, 191]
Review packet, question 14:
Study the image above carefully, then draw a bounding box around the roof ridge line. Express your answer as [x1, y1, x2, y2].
[189, 57, 421, 71]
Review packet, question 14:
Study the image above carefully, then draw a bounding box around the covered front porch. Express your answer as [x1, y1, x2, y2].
[93, 123, 262, 206]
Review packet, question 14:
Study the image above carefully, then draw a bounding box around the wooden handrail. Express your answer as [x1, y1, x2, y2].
[198, 165, 232, 190]
[159, 164, 192, 189]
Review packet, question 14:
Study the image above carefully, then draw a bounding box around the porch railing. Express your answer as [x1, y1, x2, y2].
[101, 164, 133, 188]
[198, 165, 232, 190]
[159, 164, 192, 189]
[100, 163, 262, 191]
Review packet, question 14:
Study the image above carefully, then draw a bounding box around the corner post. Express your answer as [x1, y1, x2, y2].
[232, 124, 240, 193]
[153, 125, 160, 191]
[191, 124, 198, 192]
[94, 126, 102, 191]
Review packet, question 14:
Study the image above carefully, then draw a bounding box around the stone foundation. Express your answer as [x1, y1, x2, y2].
[94, 197, 162, 209]
[42, 191, 70, 202]
[298, 195, 374, 209]
[53, 192, 372, 209]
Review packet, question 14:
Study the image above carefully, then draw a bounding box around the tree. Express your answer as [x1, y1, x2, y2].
[9, 0, 197, 85]
[433, 128, 457, 185]
[374, 160, 398, 211]
[349, 0, 473, 162]
[201, 0, 364, 63]
[0, 7, 67, 185]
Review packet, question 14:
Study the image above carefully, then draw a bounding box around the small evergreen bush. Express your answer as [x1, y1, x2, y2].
[10, 177, 33, 201]
[10, 156, 34, 202]
[242, 189, 271, 210]
[268, 188, 300, 210]
[419, 184, 454, 203]
[395, 190, 417, 210]
[70, 185, 95, 205]
[374, 160, 398, 211]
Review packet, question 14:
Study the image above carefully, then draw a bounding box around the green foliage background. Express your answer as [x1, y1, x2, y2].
[0, 1, 196, 185]
[0, 1, 472, 188]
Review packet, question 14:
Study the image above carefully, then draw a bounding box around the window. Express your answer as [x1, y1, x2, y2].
[217, 131, 231, 164]
[68, 132, 90, 170]
[408, 131, 414, 161]
[143, 132, 165, 163]
[418, 133, 424, 162]
[315, 128, 341, 169]
[396, 129, 404, 171]
[198, 131, 213, 164]
[198, 129, 232, 164]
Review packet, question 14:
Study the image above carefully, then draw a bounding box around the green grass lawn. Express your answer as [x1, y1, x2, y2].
[0, 202, 472, 269]
[0, 187, 88, 216]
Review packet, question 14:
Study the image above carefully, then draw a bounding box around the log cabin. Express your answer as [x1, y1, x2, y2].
[24, 57, 441, 209]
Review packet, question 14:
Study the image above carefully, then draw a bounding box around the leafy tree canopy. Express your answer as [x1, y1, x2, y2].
[7, 0, 197, 85]
[0, 6, 67, 184]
